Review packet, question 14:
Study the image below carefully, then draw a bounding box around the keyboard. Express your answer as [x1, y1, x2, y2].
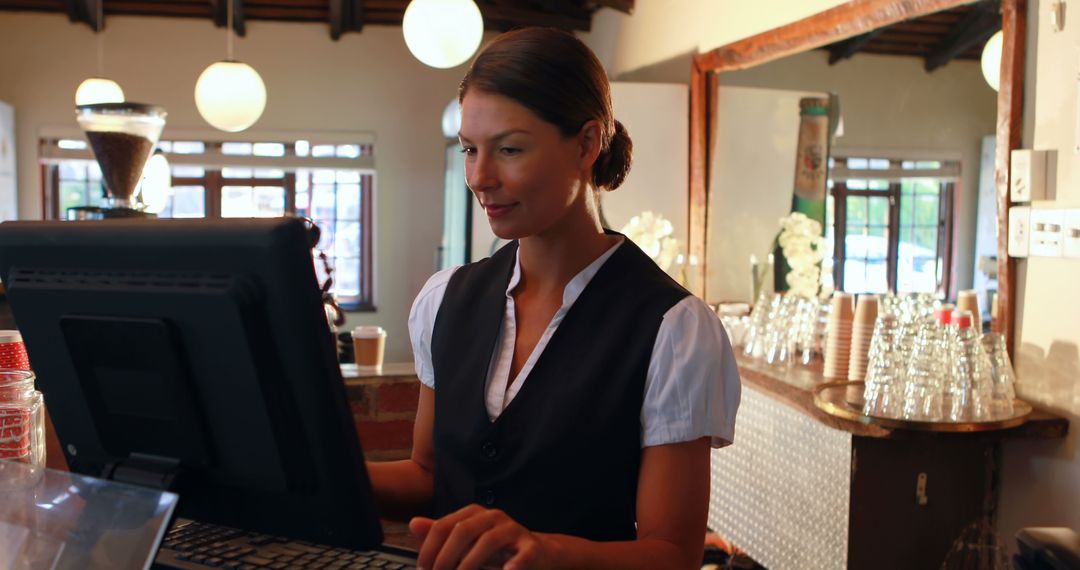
[155, 519, 418, 570]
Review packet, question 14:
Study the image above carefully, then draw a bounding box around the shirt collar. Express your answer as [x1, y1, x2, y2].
[506, 237, 626, 307]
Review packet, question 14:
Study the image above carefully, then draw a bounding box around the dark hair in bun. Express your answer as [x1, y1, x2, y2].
[459, 27, 632, 190]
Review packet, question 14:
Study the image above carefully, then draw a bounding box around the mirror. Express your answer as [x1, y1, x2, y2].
[691, 0, 1024, 348]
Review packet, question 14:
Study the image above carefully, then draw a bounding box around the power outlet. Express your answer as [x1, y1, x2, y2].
[1009, 206, 1031, 258]
[1063, 209, 1080, 259]
[1011, 150, 1048, 202]
[1030, 208, 1065, 257]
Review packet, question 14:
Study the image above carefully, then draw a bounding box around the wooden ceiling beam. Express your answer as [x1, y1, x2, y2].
[329, 0, 362, 40]
[534, 0, 590, 20]
[210, 0, 246, 37]
[925, 0, 1000, 70]
[479, 2, 590, 31]
[827, 27, 884, 64]
[63, 0, 99, 29]
[589, 0, 632, 14]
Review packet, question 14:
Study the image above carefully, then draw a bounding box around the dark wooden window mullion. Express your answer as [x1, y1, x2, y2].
[205, 170, 223, 218]
[42, 164, 59, 220]
[833, 183, 847, 290]
[360, 173, 374, 309]
[886, 183, 901, 293]
[940, 182, 955, 298]
[283, 172, 297, 216]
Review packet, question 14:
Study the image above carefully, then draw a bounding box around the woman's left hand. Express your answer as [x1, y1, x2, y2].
[409, 504, 552, 570]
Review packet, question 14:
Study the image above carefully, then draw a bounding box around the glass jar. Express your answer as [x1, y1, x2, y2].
[0, 369, 46, 473]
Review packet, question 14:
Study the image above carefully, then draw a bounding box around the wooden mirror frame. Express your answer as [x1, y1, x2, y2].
[689, 0, 1026, 352]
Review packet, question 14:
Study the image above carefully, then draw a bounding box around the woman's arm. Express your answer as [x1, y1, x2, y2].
[408, 436, 712, 570]
[366, 385, 436, 521]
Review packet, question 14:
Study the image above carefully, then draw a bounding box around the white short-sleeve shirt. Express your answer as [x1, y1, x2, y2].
[408, 239, 742, 448]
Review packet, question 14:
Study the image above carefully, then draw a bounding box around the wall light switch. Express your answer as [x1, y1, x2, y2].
[1030, 208, 1065, 257]
[1063, 209, 1080, 259]
[1011, 149, 1048, 202]
[1009, 206, 1031, 257]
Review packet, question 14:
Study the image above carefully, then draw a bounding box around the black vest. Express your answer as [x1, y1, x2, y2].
[430, 235, 689, 541]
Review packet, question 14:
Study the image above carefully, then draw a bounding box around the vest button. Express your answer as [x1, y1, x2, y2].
[481, 489, 496, 507]
[481, 441, 498, 460]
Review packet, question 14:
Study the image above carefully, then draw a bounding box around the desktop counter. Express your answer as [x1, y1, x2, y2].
[707, 353, 1068, 570]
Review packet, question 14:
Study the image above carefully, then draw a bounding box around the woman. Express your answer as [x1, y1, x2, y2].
[368, 27, 741, 570]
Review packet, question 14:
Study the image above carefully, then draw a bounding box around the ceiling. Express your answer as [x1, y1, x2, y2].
[0, 0, 633, 39]
[823, 1, 1001, 71]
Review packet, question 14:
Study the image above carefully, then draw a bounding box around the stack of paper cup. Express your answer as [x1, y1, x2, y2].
[957, 290, 981, 325]
[823, 293, 854, 380]
[847, 295, 879, 382]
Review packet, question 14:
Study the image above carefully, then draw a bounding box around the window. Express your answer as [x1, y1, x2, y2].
[826, 155, 956, 296]
[40, 138, 376, 310]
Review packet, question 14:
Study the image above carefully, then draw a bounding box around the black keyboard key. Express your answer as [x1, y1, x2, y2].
[288, 543, 326, 555]
[240, 555, 275, 566]
[191, 554, 209, 564]
[268, 563, 288, 570]
[206, 557, 225, 567]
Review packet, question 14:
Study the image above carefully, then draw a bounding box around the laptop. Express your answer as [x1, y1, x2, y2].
[0, 218, 418, 569]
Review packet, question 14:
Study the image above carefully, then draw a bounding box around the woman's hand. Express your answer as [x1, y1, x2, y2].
[409, 504, 552, 570]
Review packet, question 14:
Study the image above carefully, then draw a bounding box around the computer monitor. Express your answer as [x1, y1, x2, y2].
[0, 218, 384, 551]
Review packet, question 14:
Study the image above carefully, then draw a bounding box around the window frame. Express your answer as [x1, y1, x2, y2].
[830, 156, 956, 297]
[40, 136, 376, 312]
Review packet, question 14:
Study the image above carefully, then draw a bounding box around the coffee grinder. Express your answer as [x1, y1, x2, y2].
[69, 102, 167, 220]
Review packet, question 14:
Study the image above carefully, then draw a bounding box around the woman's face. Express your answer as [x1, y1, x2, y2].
[459, 90, 592, 241]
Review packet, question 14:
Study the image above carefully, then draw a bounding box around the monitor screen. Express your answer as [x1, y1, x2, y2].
[0, 218, 384, 550]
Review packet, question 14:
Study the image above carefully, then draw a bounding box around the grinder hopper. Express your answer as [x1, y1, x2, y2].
[75, 103, 167, 210]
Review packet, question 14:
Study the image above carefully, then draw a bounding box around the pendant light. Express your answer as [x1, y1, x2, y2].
[402, 0, 483, 69]
[194, 0, 266, 132]
[441, 97, 461, 138]
[980, 30, 1003, 92]
[75, 0, 125, 106]
[138, 150, 172, 214]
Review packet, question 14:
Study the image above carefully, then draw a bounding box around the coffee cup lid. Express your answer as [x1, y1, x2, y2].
[352, 326, 386, 338]
[0, 330, 23, 344]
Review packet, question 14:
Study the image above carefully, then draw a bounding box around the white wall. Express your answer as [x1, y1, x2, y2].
[998, 0, 1080, 545]
[604, 82, 689, 243]
[0, 13, 466, 362]
[718, 50, 998, 295]
[707, 85, 823, 303]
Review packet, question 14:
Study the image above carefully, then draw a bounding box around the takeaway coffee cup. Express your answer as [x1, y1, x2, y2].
[352, 326, 386, 372]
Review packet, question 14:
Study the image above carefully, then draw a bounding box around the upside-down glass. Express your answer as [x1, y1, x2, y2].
[744, 291, 780, 359]
[763, 294, 802, 367]
[945, 311, 993, 422]
[980, 332, 1016, 419]
[862, 315, 908, 419]
[901, 318, 949, 421]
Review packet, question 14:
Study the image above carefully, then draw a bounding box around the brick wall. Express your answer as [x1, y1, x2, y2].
[345, 373, 421, 462]
[44, 373, 424, 469]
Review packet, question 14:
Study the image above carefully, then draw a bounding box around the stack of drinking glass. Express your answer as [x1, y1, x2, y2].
[861, 294, 1017, 423]
[742, 291, 826, 367]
